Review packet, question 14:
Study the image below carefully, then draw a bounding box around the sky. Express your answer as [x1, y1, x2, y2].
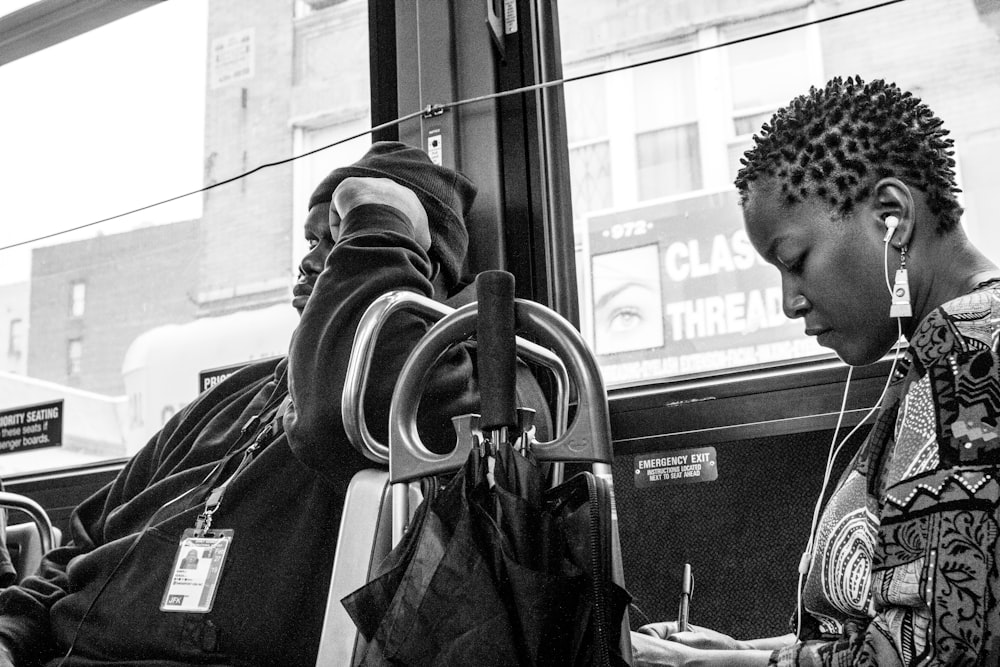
[0, 1, 208, 284]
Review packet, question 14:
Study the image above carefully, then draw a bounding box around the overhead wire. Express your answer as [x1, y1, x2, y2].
[0, 0, 906, 253]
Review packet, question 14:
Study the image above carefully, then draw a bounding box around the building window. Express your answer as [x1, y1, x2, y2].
[722, 11, 817, 178]
[8, 319, 23, 358]
[565, 75, 612, 218]
[569, 141, 613, 216]
[70, 281, 86, 318]
[68, 338, 83, 376]
[636, 125, 701, 200]
[633, 57, 701, 200]
[292, 120, 371, 272]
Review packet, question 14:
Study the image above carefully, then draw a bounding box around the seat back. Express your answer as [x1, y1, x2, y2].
[4, 522, 64, 584]
[315, 471, 425, 666]
[314, 469, 392, 666]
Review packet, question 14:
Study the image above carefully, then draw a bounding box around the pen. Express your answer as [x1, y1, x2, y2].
[677, 562, 692, 632]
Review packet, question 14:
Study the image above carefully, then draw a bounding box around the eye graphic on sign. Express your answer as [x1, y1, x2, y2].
[591, 244, 664, 355]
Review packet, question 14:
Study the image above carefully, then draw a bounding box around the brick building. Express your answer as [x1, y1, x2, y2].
[197, 0, 371, 316]
[27, 220, 199, 395]
[21, 0, 372, 399]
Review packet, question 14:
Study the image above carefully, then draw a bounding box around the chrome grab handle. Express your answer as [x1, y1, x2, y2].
[389, 299, 611, 484]
[0, 491, 55, 555]
[343, 291, 569, 464]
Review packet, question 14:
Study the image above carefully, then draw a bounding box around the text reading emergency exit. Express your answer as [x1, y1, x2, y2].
[634, 446, 717, 488]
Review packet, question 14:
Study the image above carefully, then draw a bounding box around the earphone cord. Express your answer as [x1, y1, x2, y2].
[793, 234, 904, 639]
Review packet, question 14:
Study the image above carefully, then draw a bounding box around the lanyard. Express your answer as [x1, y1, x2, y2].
[192, 371, 289, 536]
[193, 422, 273, 535]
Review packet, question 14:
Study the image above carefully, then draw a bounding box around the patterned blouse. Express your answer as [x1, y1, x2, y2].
[770, 282, 1000, 666]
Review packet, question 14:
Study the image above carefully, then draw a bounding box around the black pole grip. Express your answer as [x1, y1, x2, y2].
[476, 270, 517, 431]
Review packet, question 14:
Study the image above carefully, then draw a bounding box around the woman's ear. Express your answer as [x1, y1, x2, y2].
[872, 177, 915, 249]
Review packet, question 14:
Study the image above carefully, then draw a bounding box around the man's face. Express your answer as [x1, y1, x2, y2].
[293, 202, 342, 314]
[743, 177, 897, 366]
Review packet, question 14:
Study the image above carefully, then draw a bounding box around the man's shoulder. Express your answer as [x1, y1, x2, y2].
[191, 356, 287, 412]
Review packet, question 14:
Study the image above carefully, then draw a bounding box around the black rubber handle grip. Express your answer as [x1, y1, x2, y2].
[476, 270, 517, 431]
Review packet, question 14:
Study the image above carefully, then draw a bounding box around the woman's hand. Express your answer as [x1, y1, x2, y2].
[637, 621, 751, 650]
[631, 631, 701, 667]
[632, 631, 776, 667]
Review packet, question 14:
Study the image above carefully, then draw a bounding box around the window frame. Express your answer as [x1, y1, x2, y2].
[67, 337, 82, 377]
[549, 1, 895, 439]
[7, 317, 23, 358]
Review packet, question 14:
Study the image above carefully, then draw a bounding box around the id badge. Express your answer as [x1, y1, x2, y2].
[160, 529, 234, 613]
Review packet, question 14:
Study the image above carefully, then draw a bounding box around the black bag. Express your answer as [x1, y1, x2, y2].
[341, 446, 630, 666]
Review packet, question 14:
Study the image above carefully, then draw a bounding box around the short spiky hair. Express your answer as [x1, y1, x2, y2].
[734, 76, 963, 232]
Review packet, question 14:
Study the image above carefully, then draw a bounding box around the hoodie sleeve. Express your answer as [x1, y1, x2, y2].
[0, 412, 182, 665]
[283, 202, 480, 473]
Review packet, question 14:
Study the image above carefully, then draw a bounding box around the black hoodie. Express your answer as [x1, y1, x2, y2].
[0, 204, 549, 666]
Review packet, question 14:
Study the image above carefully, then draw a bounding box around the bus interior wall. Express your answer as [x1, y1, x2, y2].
[612, 425, 869, 638]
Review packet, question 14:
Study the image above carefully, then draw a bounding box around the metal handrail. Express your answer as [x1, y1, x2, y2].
[0, 491, 55, 555]
[382, 296, 630, 661]
[342, 291, 569, 464]
[388, 298, 611, 483]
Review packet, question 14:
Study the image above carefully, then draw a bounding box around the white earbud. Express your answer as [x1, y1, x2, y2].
[883, 215, 900, 243]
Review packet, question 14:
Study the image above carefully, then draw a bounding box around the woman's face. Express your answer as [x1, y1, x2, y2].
[743, 178, 898, 366]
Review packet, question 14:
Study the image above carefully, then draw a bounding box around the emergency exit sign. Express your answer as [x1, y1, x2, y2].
[634, 446, 717, 488]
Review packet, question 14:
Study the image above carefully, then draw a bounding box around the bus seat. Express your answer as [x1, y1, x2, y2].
[3, 522, 63, 585]
[1, 491, 61, 585]
[315, 470, 425, 666]
[315, 469, 392, 666]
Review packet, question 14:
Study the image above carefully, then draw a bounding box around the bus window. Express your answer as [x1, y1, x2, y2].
[0, 0, 372, 477]
[558, 0, 1000, 387]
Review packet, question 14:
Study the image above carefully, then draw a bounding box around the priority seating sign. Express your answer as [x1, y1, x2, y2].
[0, 400, 63, 456]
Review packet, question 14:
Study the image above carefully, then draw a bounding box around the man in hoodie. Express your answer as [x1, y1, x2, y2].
[0, 142, 549, 666]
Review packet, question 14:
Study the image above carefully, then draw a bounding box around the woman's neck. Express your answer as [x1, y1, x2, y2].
[908, 236, 999, 334]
